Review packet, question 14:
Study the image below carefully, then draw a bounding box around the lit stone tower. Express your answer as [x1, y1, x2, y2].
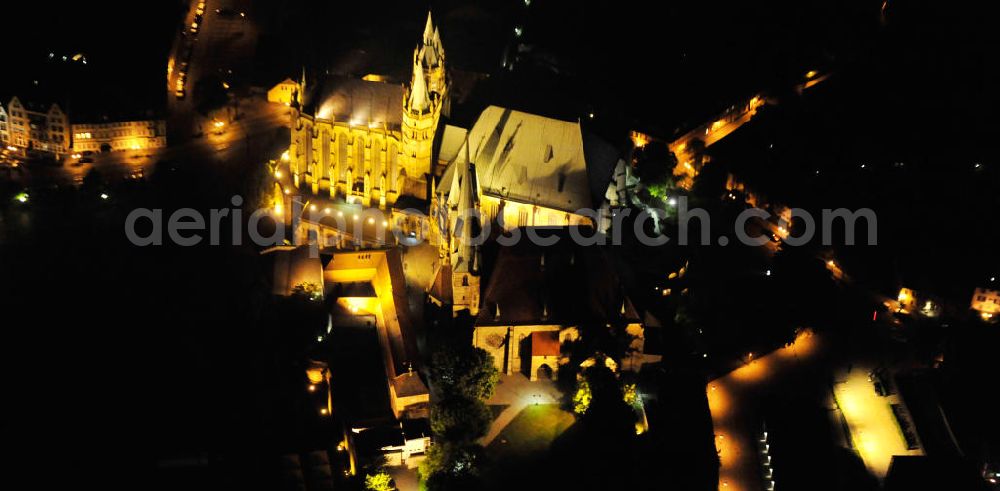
[427, 140, 481, 317]
[448, 156, 481, 316]
[401, 11, 447, 196]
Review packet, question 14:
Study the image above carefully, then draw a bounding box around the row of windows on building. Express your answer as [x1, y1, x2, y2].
[75, 129, 158, 140]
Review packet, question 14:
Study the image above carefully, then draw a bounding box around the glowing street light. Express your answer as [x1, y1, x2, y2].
[14, 192, 29, 203]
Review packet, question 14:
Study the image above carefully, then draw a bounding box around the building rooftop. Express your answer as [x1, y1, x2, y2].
[438, 105, 621, 215]
[391, 371, 429, 398]
[303, 76, 405, 128]
[477, 229, 640, 327]
[438, 124, 468, 163]
[457, 106, 593, 212]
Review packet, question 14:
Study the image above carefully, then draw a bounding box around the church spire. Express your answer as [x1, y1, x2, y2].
[298, 66, 307, 105]
[423, 11, 435, 45]
[408, 60, 429, 112]
[453, 143, 480, 274]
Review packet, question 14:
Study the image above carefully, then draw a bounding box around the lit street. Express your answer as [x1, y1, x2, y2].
[709, 330, 825, 491]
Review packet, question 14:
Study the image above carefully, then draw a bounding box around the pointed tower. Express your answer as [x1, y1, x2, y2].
[297, 66, 307, 106]
[449, 154, 481, 316]
[423, 11, 435, 45]
[401, 10, 448, 190]
[409, 61, 430, 113]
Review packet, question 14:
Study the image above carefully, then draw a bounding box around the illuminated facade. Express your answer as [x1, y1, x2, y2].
[971, 287, 1000, 320]
[427, 159, 482, 316]
[267, 77, 301, 106]
[71, 119, 167, 152]
[288, 12, 447, 209]
[4, 97, 70, 156]
[0, 105, 8, 146]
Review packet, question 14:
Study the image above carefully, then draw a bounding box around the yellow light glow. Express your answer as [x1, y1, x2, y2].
[806, 70, 818, 79]
[306, 367, 325, 384]
[275, 170, 282, 179]
[630, 131, 650, 148]
[281, 150, 290, 162]
[898, 288, 911, 303]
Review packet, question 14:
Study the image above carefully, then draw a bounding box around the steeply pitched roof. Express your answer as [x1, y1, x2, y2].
[476, 229, 640, 327]
[408, 62, 429, 112]
[473, 106, 591, 211]
[304, 76, 404, 127]
[438, 125, 468, 163]
[452, 160, 480, 274]
[427, 263, 453, 304]
[391, 371, 429, 398]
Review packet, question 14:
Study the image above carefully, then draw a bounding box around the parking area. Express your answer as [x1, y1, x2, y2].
[832, 366, 923, 479]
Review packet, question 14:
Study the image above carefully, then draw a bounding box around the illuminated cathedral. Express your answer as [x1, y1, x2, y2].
[287, 12, 447, 208]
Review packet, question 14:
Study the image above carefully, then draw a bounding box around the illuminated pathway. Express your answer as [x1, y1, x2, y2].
[707, 330, 823, 491]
